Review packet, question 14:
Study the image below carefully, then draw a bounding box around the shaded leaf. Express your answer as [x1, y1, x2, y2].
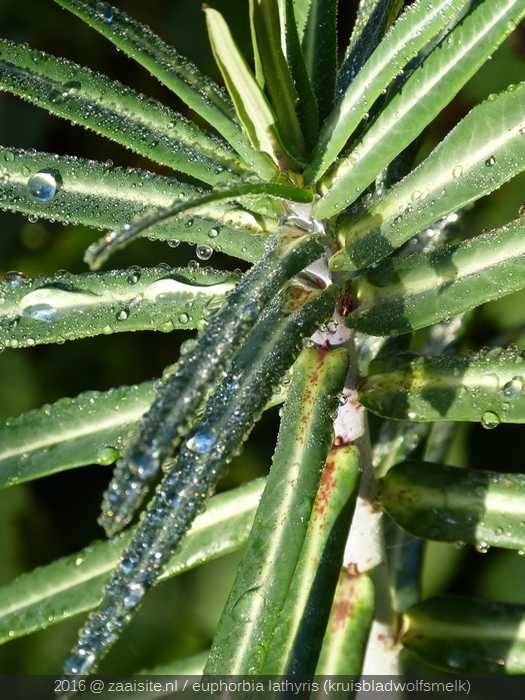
[350, 218, 525, 336]
[361, 349, 525, 424]
[382, 461, 525, 552]
[302, 0, 338, 122]
[403, 596, 525, 674]
[307, 0, 468, 184]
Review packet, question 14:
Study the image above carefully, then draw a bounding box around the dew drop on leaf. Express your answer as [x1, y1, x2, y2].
[481, 411, 500, 430]
[196, 244, 213, 261]
[187, 429, 216, 454]
[485, 156, 496, 167]
[27, 170, 59, 202]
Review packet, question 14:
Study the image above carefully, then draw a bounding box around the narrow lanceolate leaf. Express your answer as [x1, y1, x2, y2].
[361, 349, 525, 424]
[278, 0, 319, 151]
[336, 0, 404, 96]
[315, 0, 525, 220]
[332, 82, 525, 272]
[263, 444, 360, 675]
[306, 0, 470, 184]
[0, 40, 244, 186]
[53, 0, 272, 179]
[350, 218, 525, 336]
[302, 0, 338, 123]
[403, 596, 525, 674]
[205, 347, 349, 675]
[382, 461, 525, 553]
[0, 479, 264, 644]
[66, 286, 338, 675]
[0, 266, 238, 349]
[0, 382, 154, 490]
[0, 147, 270, 263]
[315, 570, 375, 675]
[85, 182, 311, 270]
[292, 0, 311, 40]
[98, 231, 325, 536]
[205, 7, 287, 171]
[250, 0, 305, 160]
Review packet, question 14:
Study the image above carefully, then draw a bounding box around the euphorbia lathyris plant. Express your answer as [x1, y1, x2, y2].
[1, 0, 525, 678]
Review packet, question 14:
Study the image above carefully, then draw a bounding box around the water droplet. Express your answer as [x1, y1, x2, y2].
[208, 227, 219, 239]
[116, 308, 129, 321]
[64, 649, 95, 675]
[27, 170, 60, 202]
[502, 376, 524, 400]
[62, 80, 81, 96]
[99, 2, 113, 23]
[123, 582, 144, 609]
[127, 269, 140, 285]
[231, 587, 263, 623]
[178, 312, 189, 324]
[187, 429, 216, 454]
[481, 411, 500, 430]
[5, 270, 25, 289]
[485, 156, 496, 167]
[475, 541, 490, 553]
[196, 244, 213, 261]
[97, 446, 119, 465]
[75, 556, 84, 567]
[452, 165, 463, 178]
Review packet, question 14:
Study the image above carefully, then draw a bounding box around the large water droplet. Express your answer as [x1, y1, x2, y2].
[481, 411, 500, 430]
[196, 244, 213, 261]
[99, 2, 113, 23]
[27, 170, 60, 203]
[123, 582, 145, 609]
[502, 376, 524, 400]
[231, 587, 263, 623]
[485, 156, 496, 167]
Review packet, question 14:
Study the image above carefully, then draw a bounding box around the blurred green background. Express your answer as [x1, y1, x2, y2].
[0, 0, 524, 675]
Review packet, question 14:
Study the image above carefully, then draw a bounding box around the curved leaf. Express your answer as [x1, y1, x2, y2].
[263, 444, 360, 675]
[205, 347, 349, 674]
[382, 461, 525, 552]
[0, 266, 238, 349]
[0, 479, 264, 644]
[307, 0, 469, 184]
[0, 39, 243, 186]
[336, 0, 404, 96]
[403, 596, 525, 674]
[302, 0, 338, 123]
[0, 147, 270, 263]
[250, 0, 305, 160]
[315, 0, 525, 220]
[53, 0, 272, 178]
[361, 349, 525, 424]
[205, 7, 291, 171]
[315, 570, 375, 675]
[332, 82, 525, 272]
[350, 218, 525, 336]
[0, 381, 154, 490]
[85, 182, 312, 270]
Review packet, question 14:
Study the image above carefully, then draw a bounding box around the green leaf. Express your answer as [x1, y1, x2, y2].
[361, 349, 525, 424]
[278, 0, 319, 151]
[337, 0, 404, 95]
[292, 0, 311, 40]
[350, 218, 525, 336]
[84, 182, 313, 269]
[250, 0, 305, 160]
[0, 39, 244, 186]
[53, 0, 272, 179]
[204, 7, 289, 171]
[0, 266, 238, 350]
[263, 444, 361, 675]
[306, 0, 470, 184]
[0, 479, 264, 644]
[315, 0, 525, 220]
[403, 596, 525, 674]
[332, 82, 525, 272]
[205, 347, 349, 674]
[0, 147, 270, 263]
[302, 0, 338, 123]
[137, 651, 208, 676]
[0, 381, 154, 490]
[382, 461, 525, 553]
[315, 570, 375, 675]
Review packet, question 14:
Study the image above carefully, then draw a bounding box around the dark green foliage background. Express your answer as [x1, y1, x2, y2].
[0, 0, 524, 674]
